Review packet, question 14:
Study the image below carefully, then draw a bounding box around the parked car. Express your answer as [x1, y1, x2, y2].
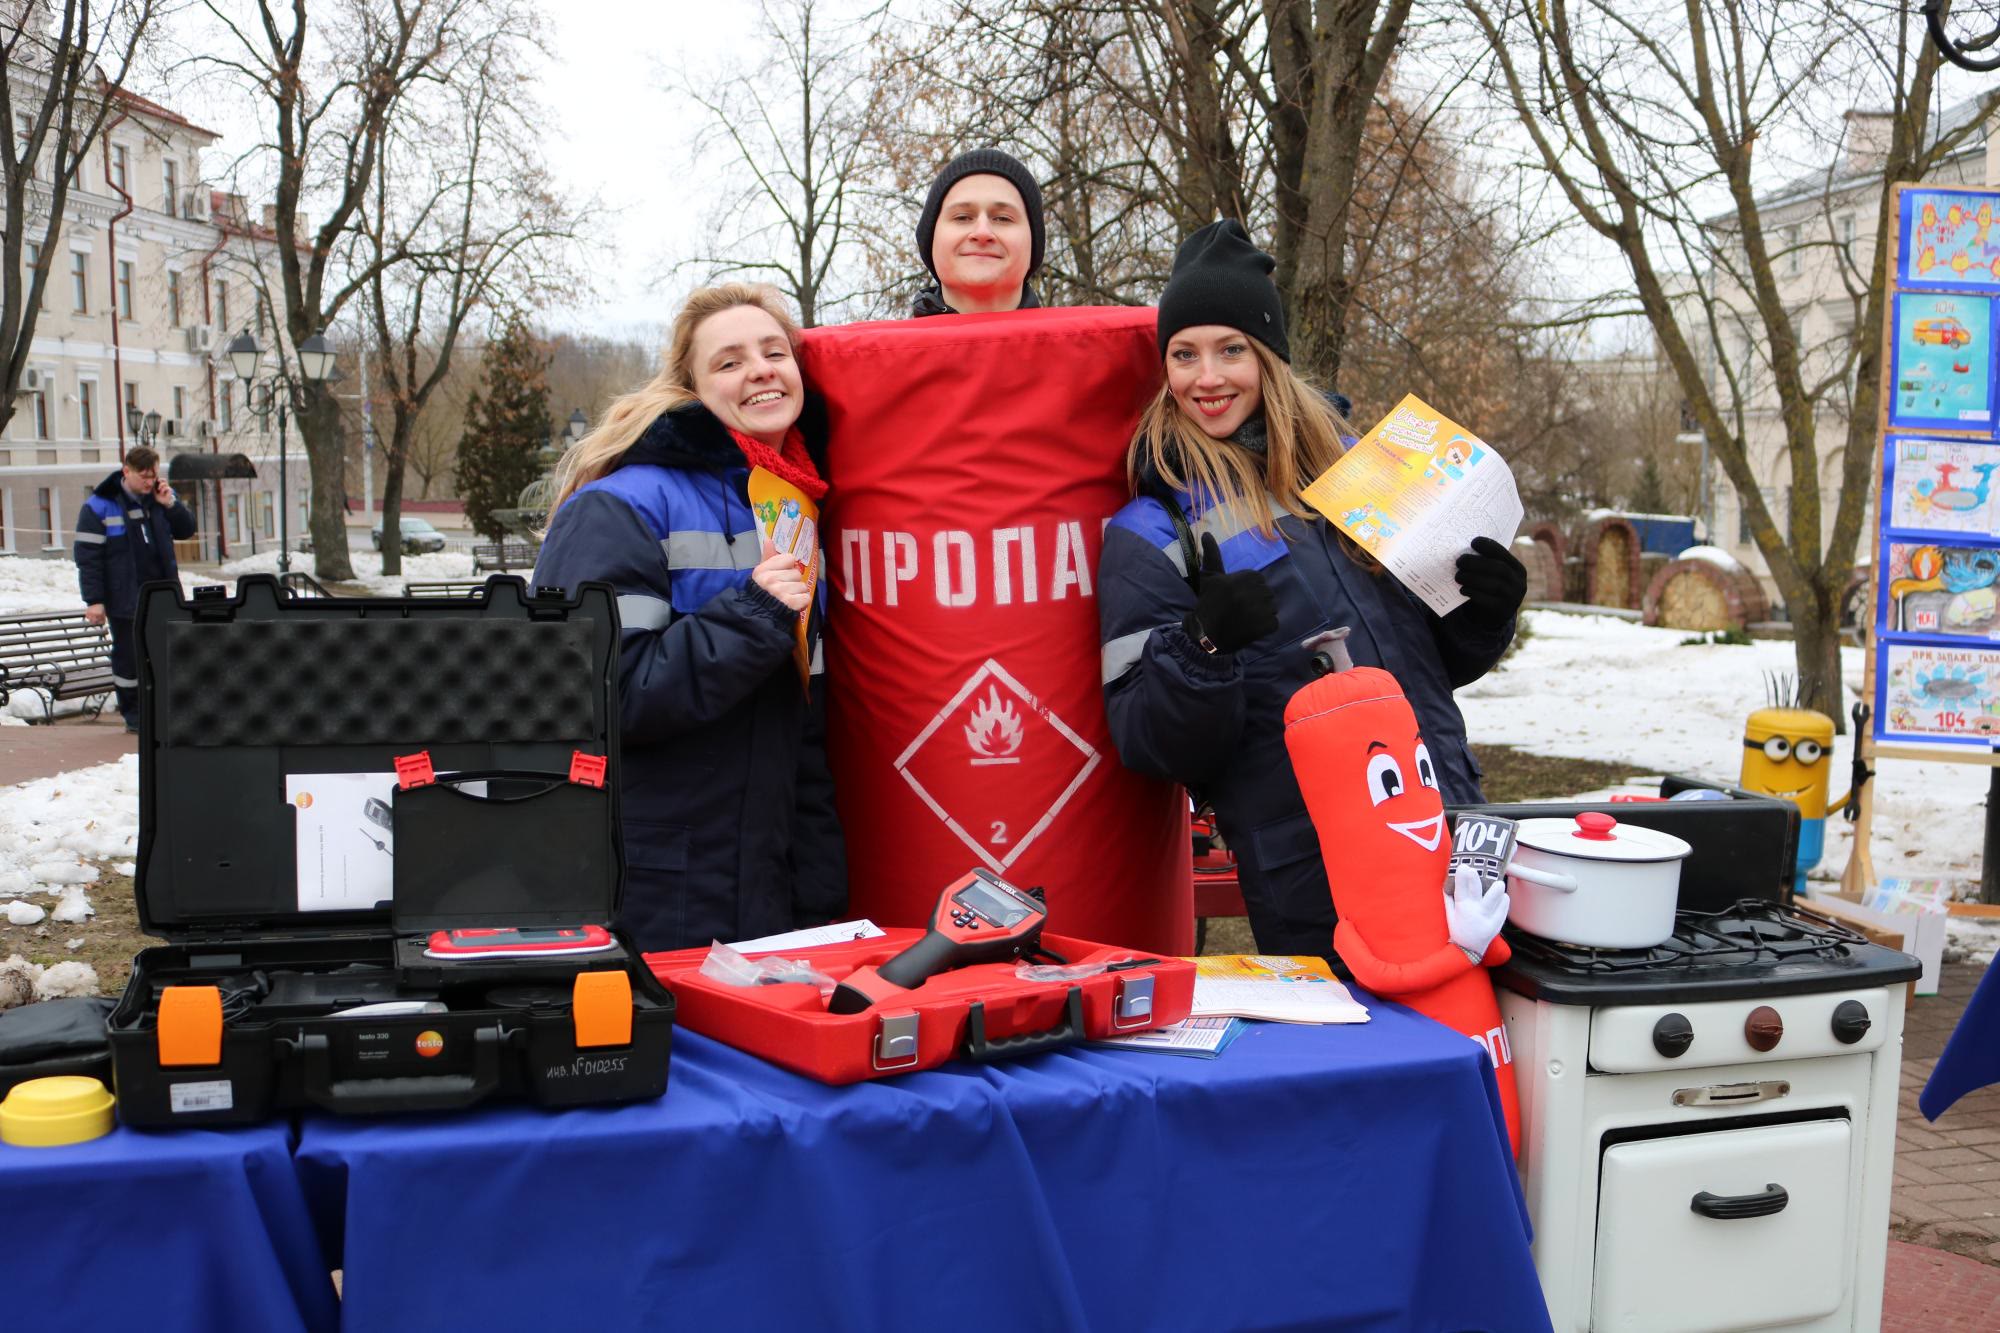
[372, 516, 448, 554]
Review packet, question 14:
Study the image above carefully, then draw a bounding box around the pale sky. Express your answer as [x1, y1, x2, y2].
[537, 0, 750, 335]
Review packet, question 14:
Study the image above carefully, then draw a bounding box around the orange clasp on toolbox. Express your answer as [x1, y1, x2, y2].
[572, 969, 632, 1048]
[157, 984, 224, 1066]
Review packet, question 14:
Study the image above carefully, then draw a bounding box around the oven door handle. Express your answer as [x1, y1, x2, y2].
[1671, 1079, 1789, 1107]
[1690, 1183, 1789, 1220]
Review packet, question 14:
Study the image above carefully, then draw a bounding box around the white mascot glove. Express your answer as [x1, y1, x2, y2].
[1443, 863, 1509, 964]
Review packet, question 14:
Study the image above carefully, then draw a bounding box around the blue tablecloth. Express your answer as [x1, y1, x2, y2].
[298, 999, 1548, 1332]
[1, 1120, 337, 1332]
[1923, 958, 2000, 1120]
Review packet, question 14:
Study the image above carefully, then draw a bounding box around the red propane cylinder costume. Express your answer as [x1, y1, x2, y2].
[1282, 648, 1522, 1153]
[800, 308, 1193, 955]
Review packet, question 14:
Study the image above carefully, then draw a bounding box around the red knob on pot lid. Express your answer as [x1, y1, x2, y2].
[1573, 811, 1618, 841]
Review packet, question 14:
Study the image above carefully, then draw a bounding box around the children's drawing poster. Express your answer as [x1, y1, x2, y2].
[1880, 542, 2000, 641]
[1877, 642, 2000, 743]
[1898, 187, 2000, 294]
[1885, 437, 2000, 536]
[1888, 291, 1998, 434]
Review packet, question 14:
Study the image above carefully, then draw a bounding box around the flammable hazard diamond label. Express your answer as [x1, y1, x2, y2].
[893, 658, 1100, 874]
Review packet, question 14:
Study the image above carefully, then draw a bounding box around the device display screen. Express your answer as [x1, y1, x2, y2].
[958, 879, 1034, 928]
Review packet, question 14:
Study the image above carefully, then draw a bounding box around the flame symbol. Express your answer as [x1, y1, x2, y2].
[964, 686, 1025, 758]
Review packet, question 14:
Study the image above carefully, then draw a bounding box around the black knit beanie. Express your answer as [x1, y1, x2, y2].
[916, 148, 1046, 281]
[1155, 219, 1290, 363]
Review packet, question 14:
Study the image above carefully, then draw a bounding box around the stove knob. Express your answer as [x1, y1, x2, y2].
[1745, 1005, 1784, 1053]
[1652, 1012, 1694, 1058]
[1831, 1000, 1872, 1045]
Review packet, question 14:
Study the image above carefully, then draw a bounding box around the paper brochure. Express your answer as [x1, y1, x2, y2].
[1300, 394, 1524, 616]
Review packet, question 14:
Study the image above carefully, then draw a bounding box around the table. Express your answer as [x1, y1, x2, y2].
[2, 1120, 338, 1332]
[1922, 957, 2000, 1121]
[298, 1000, 1549, 1332]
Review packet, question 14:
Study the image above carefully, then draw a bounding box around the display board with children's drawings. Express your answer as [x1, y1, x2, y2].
[1870, 187, 2000, 750]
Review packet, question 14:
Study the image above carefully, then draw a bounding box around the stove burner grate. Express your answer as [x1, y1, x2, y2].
[1505, 899, 1868, 975]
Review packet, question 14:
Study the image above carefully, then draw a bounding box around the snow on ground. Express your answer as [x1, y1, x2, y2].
[0, 756, 135, 919]
[215, 545, 476, 594]
[0, 552, 219, 615]
[0, 556, 227, 722]
[1463, 609, 1997, 959]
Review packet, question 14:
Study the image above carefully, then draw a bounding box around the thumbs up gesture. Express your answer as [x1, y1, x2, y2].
[1182, 532, 1279, 654]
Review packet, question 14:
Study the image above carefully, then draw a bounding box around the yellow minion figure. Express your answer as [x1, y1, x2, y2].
[1741, 680, 1849, 894]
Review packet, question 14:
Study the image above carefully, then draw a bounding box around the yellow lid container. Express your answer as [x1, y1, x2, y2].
[0, 1075, 116, 1147]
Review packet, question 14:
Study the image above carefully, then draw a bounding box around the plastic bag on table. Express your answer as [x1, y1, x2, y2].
[699, 939, 838, 997]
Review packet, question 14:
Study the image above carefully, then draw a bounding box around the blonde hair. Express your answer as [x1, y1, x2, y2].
[547, 283, 803, 516]
[1128, 340, 1350, 538]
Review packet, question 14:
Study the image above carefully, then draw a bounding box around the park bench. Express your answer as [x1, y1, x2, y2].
[403, 580, 489, 599]
[472, 540, 538, 572]
[0, 610, 116, 724]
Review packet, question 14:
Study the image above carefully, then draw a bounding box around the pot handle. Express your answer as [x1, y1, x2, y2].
[1507, 861, 1579, 893]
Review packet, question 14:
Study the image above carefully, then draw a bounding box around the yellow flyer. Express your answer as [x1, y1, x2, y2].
[1299, 394, 1523, 615]
[746, 467, 820, 689]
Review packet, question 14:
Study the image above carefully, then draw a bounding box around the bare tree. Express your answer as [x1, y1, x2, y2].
[1, 0, 156, 433]
[876, 1, 1412, 384]
[354, 3, 584, 576]
[1468, 0, 2000, 725]
[189, 0, 481, 580]
[670, 0, 886, 326]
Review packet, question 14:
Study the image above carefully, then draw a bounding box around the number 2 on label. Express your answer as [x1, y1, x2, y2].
[990, 821, 1009, 845]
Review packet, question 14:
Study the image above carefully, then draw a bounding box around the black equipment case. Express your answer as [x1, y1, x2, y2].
[107, 575, 673, 1126]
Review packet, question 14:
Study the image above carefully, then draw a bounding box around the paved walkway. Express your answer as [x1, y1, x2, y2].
[1894, 962, 2000, 1262]
[0, 710, 133, 785]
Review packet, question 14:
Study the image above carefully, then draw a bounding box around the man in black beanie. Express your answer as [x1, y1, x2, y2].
[911, 148, 1046, 317]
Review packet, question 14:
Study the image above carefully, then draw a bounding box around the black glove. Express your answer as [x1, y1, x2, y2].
[1184, 532, 1279, 654]
[1454, 535, 1527, 626]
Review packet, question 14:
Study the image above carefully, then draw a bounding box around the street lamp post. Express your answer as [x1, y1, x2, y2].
[125, 403, 162, 451]
[567, 408, 587, 445]
[226, 329, 335, 573]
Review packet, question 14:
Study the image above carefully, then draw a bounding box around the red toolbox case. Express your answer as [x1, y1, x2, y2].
[649, 931, 1194, 1083]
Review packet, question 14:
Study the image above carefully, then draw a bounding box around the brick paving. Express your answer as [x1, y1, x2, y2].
[1883, 1240, 2000, 1331]
[1894, 961, 2000, 1267]
[0, 709, 133, 786]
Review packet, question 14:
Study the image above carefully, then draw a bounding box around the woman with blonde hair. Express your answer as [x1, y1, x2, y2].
[535, 283, 845, 950]
[1096, 221, 1524, 965]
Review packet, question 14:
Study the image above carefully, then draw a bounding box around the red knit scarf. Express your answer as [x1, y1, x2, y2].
[728, 426, 828, 501]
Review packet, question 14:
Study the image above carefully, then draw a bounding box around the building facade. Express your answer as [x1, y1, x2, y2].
[5, 56, 300, 567]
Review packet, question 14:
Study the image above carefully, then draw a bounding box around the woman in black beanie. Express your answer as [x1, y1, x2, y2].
[911, 148, 1046, 316]
[1096, 219, 1525, 966]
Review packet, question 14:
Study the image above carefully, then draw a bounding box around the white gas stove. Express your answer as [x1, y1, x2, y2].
[1496, 900, 1922, 1332]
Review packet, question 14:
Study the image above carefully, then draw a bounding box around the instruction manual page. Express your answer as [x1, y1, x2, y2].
[1300, 394, 1524, 616]
[287, 772, 398, 912]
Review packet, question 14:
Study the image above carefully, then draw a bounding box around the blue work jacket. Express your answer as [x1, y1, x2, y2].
[1098, 487, 1513, 959]
[533, 404, 845, 952]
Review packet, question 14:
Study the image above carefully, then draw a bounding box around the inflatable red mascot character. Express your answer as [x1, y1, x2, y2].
[1281, 630, 1521, 1154]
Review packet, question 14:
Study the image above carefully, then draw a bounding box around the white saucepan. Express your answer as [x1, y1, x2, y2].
[1505, 811, 1693, 949]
